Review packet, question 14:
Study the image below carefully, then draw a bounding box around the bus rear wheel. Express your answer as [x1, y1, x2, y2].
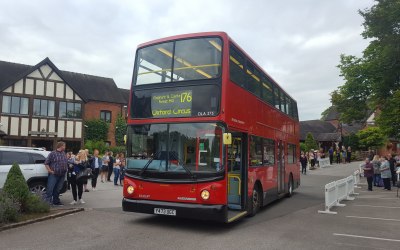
[287, 175, 294, 197]
[248, 186, 261, 217]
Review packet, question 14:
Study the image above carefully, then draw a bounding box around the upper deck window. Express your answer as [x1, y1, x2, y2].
[135, 37, 222, 85]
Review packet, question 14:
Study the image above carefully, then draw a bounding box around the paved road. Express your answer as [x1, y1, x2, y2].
[1, 162, 399, 249]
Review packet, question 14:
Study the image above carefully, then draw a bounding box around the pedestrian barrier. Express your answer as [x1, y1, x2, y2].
[353, 170, 361, 188]
[336, 178, 348, 205]
[318, 169, 361, 215]
[318, 181, 338, 214]
[345, 175, 357, 200]
[319, 158, 331, 168]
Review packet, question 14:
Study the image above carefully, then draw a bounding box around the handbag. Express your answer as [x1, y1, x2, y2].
[76, 161, 92, 180]
[77, 167, 92, 180]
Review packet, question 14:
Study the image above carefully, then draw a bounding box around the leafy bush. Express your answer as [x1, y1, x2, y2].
[3, 163, 30, 212]
[84, 119, 109, 141]
[0, 191, 19, 224]
[25, 194, 50, 213]
[109, 146, 126, 155]
[115, 114, 127, 146]
[84, 140, 108, 154]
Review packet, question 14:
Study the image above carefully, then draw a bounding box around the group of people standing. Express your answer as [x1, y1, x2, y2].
[362, 154, 400, 191]
[44, 141, 127, 206]
[328, 146, 352, 165]
[300, 150, 323, 174]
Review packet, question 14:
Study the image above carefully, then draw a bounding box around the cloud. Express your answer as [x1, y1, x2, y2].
[0, 0, 375, 120]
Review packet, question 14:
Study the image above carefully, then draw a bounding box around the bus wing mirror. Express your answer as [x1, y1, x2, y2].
[223, 133, 232, 145]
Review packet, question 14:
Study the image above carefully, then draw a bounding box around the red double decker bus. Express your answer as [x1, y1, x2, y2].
[122, 32, 300, 223]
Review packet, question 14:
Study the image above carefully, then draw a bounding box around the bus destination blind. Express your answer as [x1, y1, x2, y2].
[151, 90, 193, 118]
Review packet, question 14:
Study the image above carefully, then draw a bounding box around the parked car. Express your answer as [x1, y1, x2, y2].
[0, 146, 67, 195]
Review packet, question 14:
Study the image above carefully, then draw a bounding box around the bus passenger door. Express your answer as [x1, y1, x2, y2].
[227, 133, 247, 211]
[277, 140, 285, 194]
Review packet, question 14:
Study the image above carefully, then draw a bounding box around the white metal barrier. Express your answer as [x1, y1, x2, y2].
[318, 169, 361, 215]
[353, 170, 361, 188]
[319, 158, 331, 168]
[318, 181, 338, 214]
[345, 176, 357, 200]
[336, 178, 348, 206]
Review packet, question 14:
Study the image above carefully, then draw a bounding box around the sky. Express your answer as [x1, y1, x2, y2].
[0, 0, 375, 121]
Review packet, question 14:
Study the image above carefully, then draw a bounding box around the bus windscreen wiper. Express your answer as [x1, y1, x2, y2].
[169, 151, 196, 180]
[138, 153, 157, 176]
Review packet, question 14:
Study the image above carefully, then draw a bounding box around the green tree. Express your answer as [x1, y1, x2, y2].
[304, 133, 319, 152]
[3, 163, 30, 212]
[84, 119, 109, 141]
[115, 114, 127, 146]
[332, 0, 400, 135]
[342, 133, 360, 151]
[356, 127, 387, 150]
[375, 90, 400, 139]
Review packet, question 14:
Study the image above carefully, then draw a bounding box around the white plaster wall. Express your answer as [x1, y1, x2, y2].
[36, 80, 45, 96]
[28, 69, 43, 79]
[3, 86, 12, 93]
[40, 119, 47, 131]
[49, 120, 55, 133]
[66, 121, 74, 138]
[75, 121, 82, 138]
[0, 116, 9, 134]
[58, 121, 65, 137]
[20, 118, 29, 136]
[10, 117, 19, 136]
[31, 119, 38, 132]
[40, 65, 52, 79]
[75, 94, 82, 101]
[49, 71, 62, 81]
[46, 81, 55, 97]
[14, 79, 23, 94]
[56, 83, 64, 98]
[65, 85, 73, 99]
[25, 78, 34, 95]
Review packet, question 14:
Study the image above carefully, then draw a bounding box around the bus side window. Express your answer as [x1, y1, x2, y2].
[229, 45, 246, 89]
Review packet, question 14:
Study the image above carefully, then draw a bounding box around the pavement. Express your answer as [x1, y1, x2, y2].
[0, 161, 399, 249]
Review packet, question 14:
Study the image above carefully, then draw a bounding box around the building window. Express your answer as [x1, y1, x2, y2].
[33, 99, 55, 116]
[59, 101, 81, 118]
[100, 111, 112, 123]
[1, 95, 29, 115]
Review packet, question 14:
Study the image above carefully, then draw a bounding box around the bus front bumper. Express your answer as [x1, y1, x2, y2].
[122, 198, 227, 222]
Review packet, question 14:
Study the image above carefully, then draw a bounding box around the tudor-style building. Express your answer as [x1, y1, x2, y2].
[0, 58, 128, 152]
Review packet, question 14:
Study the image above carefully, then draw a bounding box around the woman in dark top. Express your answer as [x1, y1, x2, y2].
[70, 150, 87, 205]
[346, 146, 352, 163]
[300, 151, 308, 175]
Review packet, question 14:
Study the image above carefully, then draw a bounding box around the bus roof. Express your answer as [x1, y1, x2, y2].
[137, 31, 228, 48]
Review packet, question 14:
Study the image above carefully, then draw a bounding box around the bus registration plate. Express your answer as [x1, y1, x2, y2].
[154, 208, 176, 216]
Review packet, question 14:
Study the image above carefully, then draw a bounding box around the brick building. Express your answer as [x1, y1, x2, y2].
[0, 58, 129, 152]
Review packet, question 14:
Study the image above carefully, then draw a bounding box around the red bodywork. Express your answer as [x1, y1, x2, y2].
[124, 32, 300, 215]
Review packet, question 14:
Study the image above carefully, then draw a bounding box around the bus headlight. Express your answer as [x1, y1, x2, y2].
[200, 190, 210, 200]
[127, 185, 135, 194]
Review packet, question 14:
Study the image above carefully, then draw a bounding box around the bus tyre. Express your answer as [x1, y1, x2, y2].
[287, 175, 293, 198]
[248, 186, 261, 217]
